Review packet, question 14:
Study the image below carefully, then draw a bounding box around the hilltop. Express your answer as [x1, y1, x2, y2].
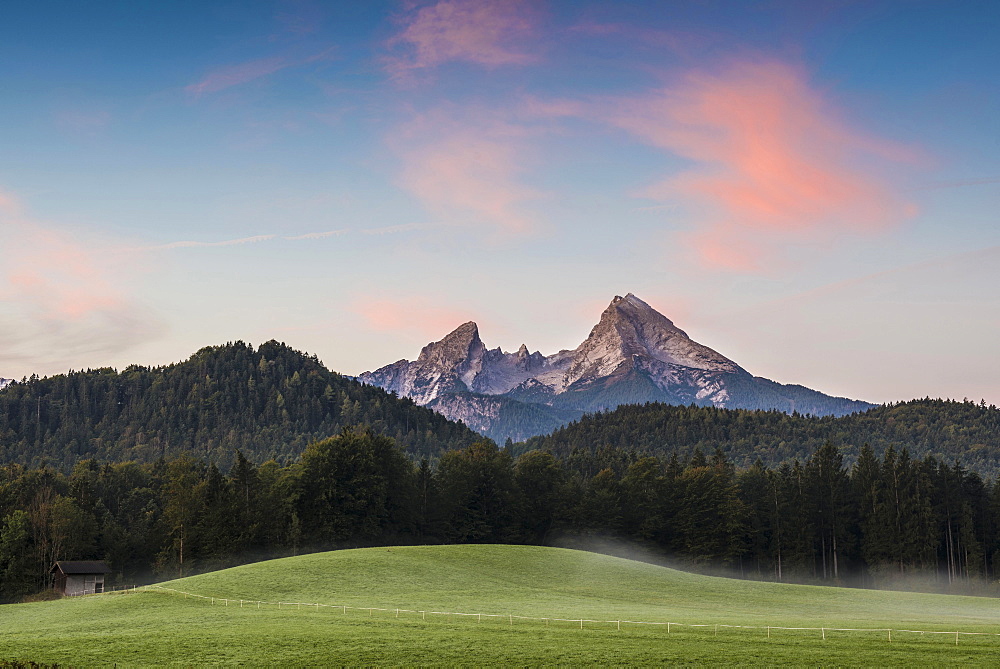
[0, 340, 481, 469]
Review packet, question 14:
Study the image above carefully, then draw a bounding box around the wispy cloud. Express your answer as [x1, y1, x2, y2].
[187, 57, 290, 96]
[604, 58, 920, 271]
[911, 177, 1000, 191]
[186, 48, 336, 97]
[146, 234, 278, 250]
[390, 107, 540, 235]
[361, 222, 430, 236]
[53, 108, 112, 136]
[283, 229, 351, 241]
[0, 190, 163, 375]
[384, 0, 538, 80]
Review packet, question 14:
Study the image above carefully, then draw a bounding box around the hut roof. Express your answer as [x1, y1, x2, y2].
[50, 560, 112, 575]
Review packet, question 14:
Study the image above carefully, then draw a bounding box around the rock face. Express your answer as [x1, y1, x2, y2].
[359, 293, 873, 443]
[360, 322, 549, 404]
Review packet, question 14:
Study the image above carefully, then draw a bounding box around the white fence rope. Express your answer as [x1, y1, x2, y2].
[135, 585, 999, 645]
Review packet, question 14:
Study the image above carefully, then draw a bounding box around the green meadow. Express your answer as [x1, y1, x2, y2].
[3, 545, 999, 665]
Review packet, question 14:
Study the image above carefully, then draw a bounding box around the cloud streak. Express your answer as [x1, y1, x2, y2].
[283, 229, 351, 241]
[146, 234, 278, 250]
[605, 58, 920, 270]
[186, 48, 336, 97]
[384, 0, 538, 79]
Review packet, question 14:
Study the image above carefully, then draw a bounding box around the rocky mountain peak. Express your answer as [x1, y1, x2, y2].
[359, 293, 872, 444]
[563, 293, 738, 387]
[416, 321, 484, 368]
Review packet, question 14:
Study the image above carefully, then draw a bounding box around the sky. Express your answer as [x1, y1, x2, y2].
[1, 0, 998, 406]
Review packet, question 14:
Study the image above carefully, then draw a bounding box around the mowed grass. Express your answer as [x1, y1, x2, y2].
[3, 545, 1000, 666]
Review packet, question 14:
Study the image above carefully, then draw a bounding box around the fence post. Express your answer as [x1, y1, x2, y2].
[888, 629, 891, 643]
[956, 632, 959, 646]
[667, 622, 671, 634]
[509, 614, 513, 626]
[618, 620, 621, 632]
[714, 624, 717, 637]
[822, 628, 825, 640]
[767, 626, 770, 639]
[580, 619, 583, 629]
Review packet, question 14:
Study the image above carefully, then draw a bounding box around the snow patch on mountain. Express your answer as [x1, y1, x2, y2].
[0, 378, 12, 390]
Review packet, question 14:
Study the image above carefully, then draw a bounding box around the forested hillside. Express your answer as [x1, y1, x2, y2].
[0, 341, 481, 469]
[521, 399, 1000, 477]
[2, 431, 998, 602]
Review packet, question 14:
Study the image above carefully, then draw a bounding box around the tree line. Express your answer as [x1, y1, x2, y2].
[0, 341, 480, 470]
[521, 398, 1000, 478]
[3, 429, 999, 602]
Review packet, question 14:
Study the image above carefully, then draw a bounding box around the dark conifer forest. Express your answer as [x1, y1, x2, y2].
[4, 343, 1000, 603]
[521, 399, 1000, 478]
[3, 429, 1000, 603]
[0, 341, 480, 469]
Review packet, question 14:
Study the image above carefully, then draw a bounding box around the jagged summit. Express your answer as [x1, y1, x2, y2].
[359, 294, 873, 442]
[563, 294, 737, 389]
[416, 321, 484, 366]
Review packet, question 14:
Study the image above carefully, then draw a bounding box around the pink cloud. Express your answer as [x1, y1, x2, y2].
[1, 198, 125, 321]
[391, 108, 540, 234]
[0, 191, 162, 372]
[353, 296, 475, 339]
[607, 58, 920, 270]
[385, 0, 538, 79]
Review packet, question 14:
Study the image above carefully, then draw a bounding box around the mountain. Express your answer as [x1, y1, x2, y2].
[0, 341, 482, 469]
[360, 294, 874, 443]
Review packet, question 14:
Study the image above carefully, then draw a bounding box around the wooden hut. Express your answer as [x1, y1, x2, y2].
[50, 561, 112, 596]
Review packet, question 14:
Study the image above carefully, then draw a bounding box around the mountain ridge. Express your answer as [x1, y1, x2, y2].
[359, 294, 874, 442]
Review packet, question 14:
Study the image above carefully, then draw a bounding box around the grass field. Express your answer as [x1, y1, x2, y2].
[3, 545, 1000, 665]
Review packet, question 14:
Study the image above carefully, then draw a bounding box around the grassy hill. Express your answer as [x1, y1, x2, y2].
[3, 545, 1000, 665]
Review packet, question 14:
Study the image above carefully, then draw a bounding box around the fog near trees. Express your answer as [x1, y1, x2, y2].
[3, 430, 999, 602]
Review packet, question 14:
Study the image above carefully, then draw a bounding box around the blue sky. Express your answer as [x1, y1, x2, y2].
[1, 0, 998, 405]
